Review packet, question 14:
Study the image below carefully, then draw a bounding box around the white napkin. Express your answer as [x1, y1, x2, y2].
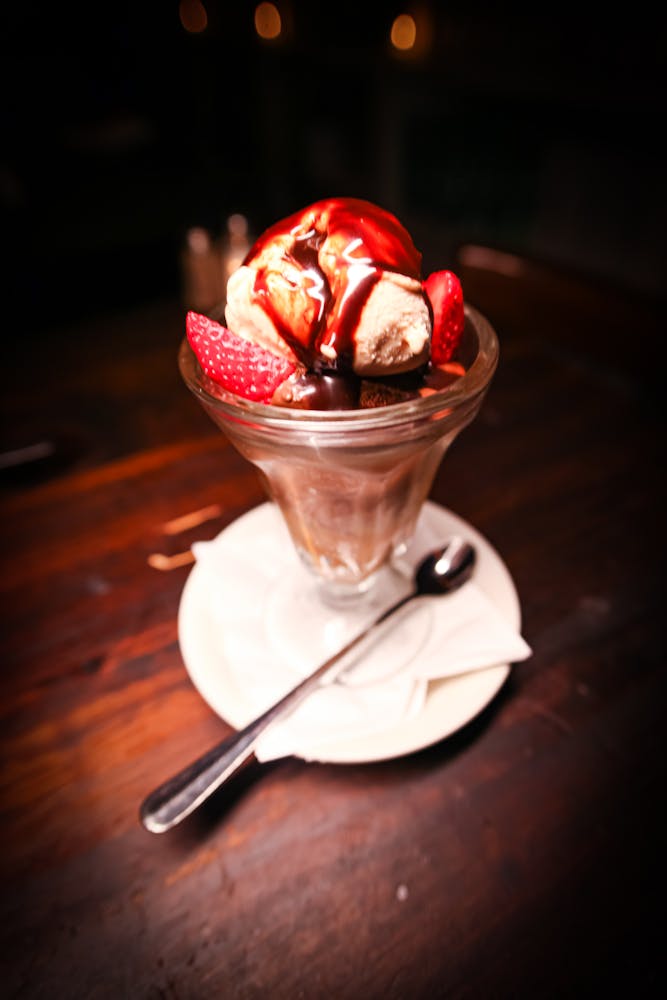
[190, 508, 531, 762]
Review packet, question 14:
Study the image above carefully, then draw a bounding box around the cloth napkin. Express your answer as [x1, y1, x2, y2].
[190, 507, 531, 763]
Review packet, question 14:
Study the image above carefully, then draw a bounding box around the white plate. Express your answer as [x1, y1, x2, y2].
[178, 501, 520, 764]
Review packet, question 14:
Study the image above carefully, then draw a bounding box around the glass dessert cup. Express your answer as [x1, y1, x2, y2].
[179, 305, 498, 670]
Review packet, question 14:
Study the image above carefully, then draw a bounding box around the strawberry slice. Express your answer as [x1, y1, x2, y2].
[186, 311, 295, 403]
[423, 270, 465, 365]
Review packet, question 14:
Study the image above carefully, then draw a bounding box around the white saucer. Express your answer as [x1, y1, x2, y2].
[178, 501, 520, 764]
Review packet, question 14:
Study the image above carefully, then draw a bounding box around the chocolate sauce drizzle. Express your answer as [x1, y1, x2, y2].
[244, 198, 423, 372]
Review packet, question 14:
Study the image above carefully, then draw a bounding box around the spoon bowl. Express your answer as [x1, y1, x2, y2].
[415, 538, 476, 596]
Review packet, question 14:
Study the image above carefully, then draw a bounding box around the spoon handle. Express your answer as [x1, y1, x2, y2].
[140, 591, 415, 833]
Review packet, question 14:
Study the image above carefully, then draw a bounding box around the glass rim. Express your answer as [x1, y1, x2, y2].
[178, 303, 499, 432]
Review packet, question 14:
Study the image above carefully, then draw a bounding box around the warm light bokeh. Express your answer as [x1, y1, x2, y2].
[255, 2, 282, 40]
[390, 14, 417, 51]
[179, 0, 208, 34]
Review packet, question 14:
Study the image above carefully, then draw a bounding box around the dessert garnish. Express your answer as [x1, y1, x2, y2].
[186, 310, 295, 403]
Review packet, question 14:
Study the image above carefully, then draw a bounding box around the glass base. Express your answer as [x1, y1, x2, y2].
[263, 560, 433, 687]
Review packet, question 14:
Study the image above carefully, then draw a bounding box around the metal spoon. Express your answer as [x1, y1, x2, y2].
[140, 538, 476, 833]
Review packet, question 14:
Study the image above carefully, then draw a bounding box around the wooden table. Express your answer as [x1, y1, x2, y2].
[1, 262, 665, 998]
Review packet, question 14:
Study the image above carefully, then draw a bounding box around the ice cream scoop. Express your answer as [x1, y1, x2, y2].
[225, 197, 432, 376]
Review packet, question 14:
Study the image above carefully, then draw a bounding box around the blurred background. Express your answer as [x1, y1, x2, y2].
[1, 1, 664, 331]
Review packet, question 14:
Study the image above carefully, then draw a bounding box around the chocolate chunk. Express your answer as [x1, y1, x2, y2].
[359, 380, 417, 408]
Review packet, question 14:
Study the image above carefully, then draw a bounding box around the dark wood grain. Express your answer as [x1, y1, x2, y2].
[1, 265, 665, 998]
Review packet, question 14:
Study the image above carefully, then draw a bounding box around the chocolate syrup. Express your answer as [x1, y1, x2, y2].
[271, 370, 360, 410]
[270, 346, 468, 411]
[244, 198, 423, 370]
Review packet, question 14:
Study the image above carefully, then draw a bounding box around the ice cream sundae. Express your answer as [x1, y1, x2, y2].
[179, 198, 498, 590]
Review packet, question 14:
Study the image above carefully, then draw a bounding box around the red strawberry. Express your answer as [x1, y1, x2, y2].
[186, 311, 295, 403]
[423, 270, 465, 365]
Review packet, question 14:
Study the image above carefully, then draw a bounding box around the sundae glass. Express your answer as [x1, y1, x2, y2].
[179, 306, 496, 586]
